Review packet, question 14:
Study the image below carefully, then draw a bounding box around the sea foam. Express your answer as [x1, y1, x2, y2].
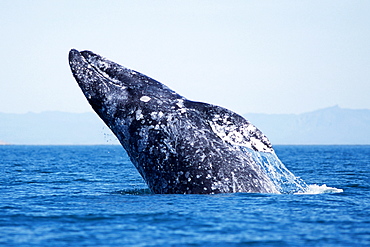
[295, 184, 344, 194]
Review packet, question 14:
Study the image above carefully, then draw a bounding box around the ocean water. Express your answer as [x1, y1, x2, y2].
[0, 145, 369, 246]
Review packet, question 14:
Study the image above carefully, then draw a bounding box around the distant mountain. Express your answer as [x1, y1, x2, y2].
[1, 106, 369, 145]
[244, 106, 370, 145]
[0, 112, 119, 145]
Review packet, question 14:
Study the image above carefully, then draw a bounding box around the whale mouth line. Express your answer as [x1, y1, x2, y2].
[73, 49, 126, 89]
[80, 51, 112, 80]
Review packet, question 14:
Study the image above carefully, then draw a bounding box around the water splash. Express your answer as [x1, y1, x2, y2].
[295, 184, 343, 194]
[245, 147, 308, 194]
[244, 147, 343, 194]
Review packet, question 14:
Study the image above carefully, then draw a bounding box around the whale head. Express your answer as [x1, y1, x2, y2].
[68, 49, 181, 126]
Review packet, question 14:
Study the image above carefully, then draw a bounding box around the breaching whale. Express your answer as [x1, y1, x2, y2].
[68, 49, 307, 194]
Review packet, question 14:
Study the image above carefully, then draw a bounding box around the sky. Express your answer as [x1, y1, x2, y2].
[1, 0, 369, 115]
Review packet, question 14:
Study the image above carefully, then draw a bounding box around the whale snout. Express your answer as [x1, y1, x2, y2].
[69, 49, 149, 91]
[69, 49, 126, 113]
[69, 49, 119, 82]
[80, 50, 123, 81]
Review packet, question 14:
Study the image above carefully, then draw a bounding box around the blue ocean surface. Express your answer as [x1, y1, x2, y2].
[0, 145, 369, 246]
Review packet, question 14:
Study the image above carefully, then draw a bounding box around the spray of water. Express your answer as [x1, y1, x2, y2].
[249, 149, 307, 193]
[245, 147, 343, 194]
[295, 184, 343, 194]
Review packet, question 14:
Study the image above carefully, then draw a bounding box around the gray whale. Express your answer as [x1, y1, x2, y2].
[68, 49, 305, 194]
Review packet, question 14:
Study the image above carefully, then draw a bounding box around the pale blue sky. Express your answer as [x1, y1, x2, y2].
[1, 1, 369, 115]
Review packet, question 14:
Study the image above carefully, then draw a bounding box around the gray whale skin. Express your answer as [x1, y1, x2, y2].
[68, 49, 302, 194]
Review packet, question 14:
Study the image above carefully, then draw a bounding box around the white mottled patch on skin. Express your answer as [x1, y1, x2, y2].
[199, 153, 206, 162]
[150, 111, 164, 121]
[231, 171, 236, 193]
[113, 84, 127, 89]
[175, 99, 187, 113]
[140, 96, 151, 102]
[250, 137, 266, 152]
[246, 124, 256, 132]
[176, 99, 184, 108]
[208, 117, 273, 153]
[136, 110, 144, 120]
